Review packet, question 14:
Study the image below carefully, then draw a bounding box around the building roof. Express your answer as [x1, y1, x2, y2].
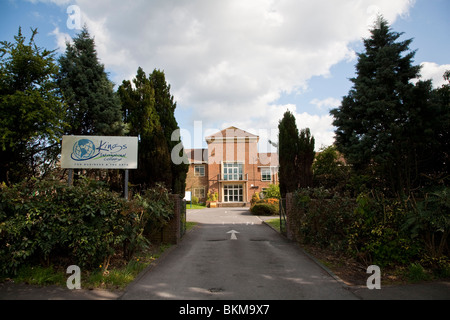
[205, 126, 259, 143]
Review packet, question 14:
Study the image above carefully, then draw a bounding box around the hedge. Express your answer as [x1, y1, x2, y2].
[0, 178, 173, 276]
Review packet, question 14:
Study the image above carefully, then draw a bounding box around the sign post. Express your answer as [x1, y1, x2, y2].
[61, 136, 138, 199]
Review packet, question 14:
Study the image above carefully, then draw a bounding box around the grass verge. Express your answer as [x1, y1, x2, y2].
[3, 244, 171, 291]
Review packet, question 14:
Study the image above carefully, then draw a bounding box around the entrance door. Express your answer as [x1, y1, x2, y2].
[223, 184, 243, 203]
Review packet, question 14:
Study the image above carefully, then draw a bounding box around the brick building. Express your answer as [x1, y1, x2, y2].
[185, 127, 279, 207]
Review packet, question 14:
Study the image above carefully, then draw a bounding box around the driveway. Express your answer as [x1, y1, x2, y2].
[120, 207, 358, 300]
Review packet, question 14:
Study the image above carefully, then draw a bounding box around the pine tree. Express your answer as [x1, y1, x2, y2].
[58, 27, 123, 136]
[0, 28, 65, 183]
[330, 16, 435, 196]
[149, 69, 188, 197]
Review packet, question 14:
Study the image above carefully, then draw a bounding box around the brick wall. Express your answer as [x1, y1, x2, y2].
[150, 194, 183, 245]
[285, 192, 303, 242]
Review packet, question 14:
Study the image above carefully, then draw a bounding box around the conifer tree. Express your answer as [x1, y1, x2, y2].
[298, 128, 315, 188]
[58, 27, 123, 136]
[149, 69, 188, 197]
[118, 67, 172, 190]
[278, 111, 300, 197]
[330, 16, 435, 196]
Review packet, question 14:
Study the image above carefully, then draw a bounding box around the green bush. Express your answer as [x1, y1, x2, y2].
[0, 178, 174, 276]
[250, 203, 278, 216]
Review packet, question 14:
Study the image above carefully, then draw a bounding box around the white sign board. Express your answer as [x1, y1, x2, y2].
[184, 191, 192, 202]
[61, 136, 138, 169]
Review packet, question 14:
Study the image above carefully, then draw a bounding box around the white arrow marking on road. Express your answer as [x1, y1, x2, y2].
[227, 230, 240, 240]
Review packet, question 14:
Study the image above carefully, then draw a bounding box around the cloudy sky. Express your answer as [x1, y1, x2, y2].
[1, 0, 449, 151]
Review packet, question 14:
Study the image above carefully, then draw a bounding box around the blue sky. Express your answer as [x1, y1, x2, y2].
[1, 0, 449, 151]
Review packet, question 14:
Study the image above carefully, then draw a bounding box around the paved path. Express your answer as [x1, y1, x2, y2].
[120, 207, 358, 300]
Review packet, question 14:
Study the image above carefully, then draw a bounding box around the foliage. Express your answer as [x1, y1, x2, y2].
[290, 188, 446, 268]
[262, 184, 280, 199]
[121, 183, 173, 260]
[250, 192, 260, 207]
[278, 111, 315, 197]
[118, 67, 188, 195]
[347, 192, 418, 267]
[313, 146, 350, 192]
[191, 196, 199, 205]
[0, 27, 65, 183]
[0, 178, 174, 276]
[293, 188, 355, 250]
[57, 27, 123, 136]
[330, 16, 446, 197]
[297, 128, 315, 188]
[403, 187, 450, 268]
[207, 191, 218, 202]
[250, 202, 279, 216]
[149, 69, 189, 197]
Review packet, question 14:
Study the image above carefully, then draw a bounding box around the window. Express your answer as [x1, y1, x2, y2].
[261, 168, 271, 181]
[194, 187, 205, 199]
[194, 165, 205, 177]
[223, 163, 243, 181]
[223, 184, 243, 202]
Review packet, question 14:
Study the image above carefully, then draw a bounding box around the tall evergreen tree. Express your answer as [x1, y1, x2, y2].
[149, 69, 188, 197]
[0, 28, 65, 183]
[298, 128, 315, 188]
[278, 111, 300, 197]
[58, 27, 123, 136]
[118, 67, 172, 190]
[330, 16, 436, 196]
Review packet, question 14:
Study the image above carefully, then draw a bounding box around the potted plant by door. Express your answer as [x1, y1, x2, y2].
[207, 190, 218, 208]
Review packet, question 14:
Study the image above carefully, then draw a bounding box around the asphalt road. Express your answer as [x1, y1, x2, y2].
[120, 207, 358, 300]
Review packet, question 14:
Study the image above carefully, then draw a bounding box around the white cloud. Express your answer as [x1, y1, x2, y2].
[418, 62, 450, 88]
[310, 98, 341, 111]
[48, 0, 414, 149]
[49, 27, 71, 53]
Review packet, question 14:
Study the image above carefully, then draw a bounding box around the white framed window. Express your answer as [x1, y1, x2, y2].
[223, 184, 243, 202]
[261, 167, 271, 181]
[194, 165, 205, 177]
[193, 187, 206, 199]
[222, 163, 243, 181]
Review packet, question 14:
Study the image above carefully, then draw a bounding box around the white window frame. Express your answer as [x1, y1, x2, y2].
[223, 184, 244, 202]
[193, 187, 206, 199]
[194, 165, 205, 177]
[222, 162, 244, 181]
[261, 167, 272, 181]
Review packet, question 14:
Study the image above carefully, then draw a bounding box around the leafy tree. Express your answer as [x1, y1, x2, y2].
[149, 69, 188, 197]
[313, 145, 349, 190]
[0, 28, 65, 183]
[330, 16, 437, 196]
[58, 27, 123, 136]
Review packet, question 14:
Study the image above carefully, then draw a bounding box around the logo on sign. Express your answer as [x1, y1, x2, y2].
[70, 139, 128, 163]
[72, 139, 96, 161]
